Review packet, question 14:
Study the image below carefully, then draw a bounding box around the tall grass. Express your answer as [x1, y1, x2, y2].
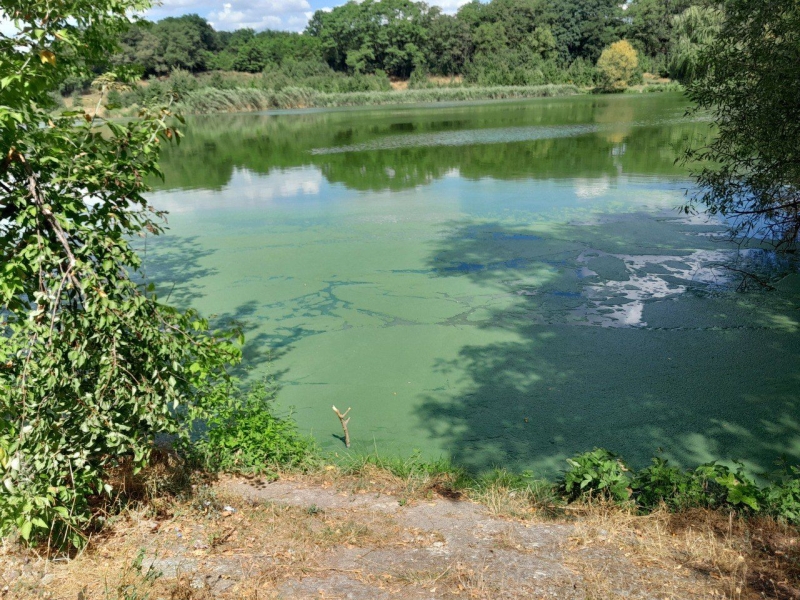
[177, 84, 582, 114]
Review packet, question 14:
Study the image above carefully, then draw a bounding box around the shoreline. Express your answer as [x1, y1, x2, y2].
[109, 83, 683, 116]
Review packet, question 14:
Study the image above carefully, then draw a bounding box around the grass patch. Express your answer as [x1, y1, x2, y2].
[173, 84, 582, 114]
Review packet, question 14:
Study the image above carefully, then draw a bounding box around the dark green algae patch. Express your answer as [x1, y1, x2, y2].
[142, 93, 800, 478]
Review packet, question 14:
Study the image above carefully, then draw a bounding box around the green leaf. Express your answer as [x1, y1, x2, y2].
[19, 521, 32, 541]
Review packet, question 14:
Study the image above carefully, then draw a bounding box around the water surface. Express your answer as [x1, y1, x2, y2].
[146, 94, 800, 476]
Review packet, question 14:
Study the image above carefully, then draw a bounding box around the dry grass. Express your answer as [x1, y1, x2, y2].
[296, 461, 464, 505]
[390, 75, 464, 91]
[6, 484, 439, 599]
[490, 527, 533, 553]
[565, 498, 800, 599]
[387, 562, 499, 598]
[5, 469, 800, 600]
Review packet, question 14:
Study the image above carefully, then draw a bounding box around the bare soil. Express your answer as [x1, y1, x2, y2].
[6, 471, 793, 600]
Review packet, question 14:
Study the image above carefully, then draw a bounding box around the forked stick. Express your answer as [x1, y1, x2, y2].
[332, 405, 351, 448]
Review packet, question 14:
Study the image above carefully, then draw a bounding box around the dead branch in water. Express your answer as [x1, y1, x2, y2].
[332, 405, 351, 448]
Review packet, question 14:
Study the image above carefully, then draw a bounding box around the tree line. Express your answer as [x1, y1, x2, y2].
[111, 0, 719, 87]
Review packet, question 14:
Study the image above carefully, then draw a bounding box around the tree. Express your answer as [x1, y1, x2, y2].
[307, 0, 432, 77]
[426, 11, 471, 75]
[233, 40, 268, 73]
[0, 0, 239, 546]
[152, 15, 218, 73]
[596, 40, 639, 91]
[685, 0, 800, 250]
[550, 0, 624, 62]
[668, 4, 723, 83]
[625, 0, 693, 59]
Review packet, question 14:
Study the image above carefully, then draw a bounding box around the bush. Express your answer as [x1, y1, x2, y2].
[596, 40, 639, 92]
[764, 465, 800, 524]
[166, 68, 199, 100]
[191, 381, 316, 476]
[632, 458, 704, 510]
[561, 448, 632, 502]
[563, 451, 800, 522]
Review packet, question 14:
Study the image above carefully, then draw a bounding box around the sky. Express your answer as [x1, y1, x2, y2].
[145, 0, 471, 32]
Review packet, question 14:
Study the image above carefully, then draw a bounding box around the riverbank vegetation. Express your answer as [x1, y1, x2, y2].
[683, 0, 800, 252]
[3, 0, 800, 597]
[175, 84, 582, 114]
[53, 0, 715, 114]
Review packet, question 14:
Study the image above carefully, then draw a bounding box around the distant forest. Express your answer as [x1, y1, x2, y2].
[110, 0, 713, 87]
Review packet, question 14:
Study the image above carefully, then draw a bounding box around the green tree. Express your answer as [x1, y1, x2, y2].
[625, 0, 693, 59]
[685, 0, 800, 250]
[550, 0, 624, 61]
[233, 40, 268, 73]
[308, 0, 432, 77]
[668, 4, 723, 83]
[0, 0, 239, 546]
[426, 11, 471, 75]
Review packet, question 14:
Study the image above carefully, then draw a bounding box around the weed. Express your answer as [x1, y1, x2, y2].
[106, 549, 161, 600]
[190, 382, 317, 477]
[176, 84, 582, 114]
[562, 448, 633, 503]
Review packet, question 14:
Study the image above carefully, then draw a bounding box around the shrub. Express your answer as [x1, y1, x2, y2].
[632, 458, 703, 510]
[764, 465, 800, 524]
[0, 1, 241, 549]
[565, 451, 776, 517]
[191, 381, 316, 476]
[561, 448, 632, 502]
[166, 68, 199, 100]
[596, 40, 639, 92]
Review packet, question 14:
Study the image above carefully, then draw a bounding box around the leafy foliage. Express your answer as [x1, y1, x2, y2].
[564, 451, 800, 524]
[0, 0, 239, 547]
[191, 381, 316, 476]
[668, 5, 723, 82]
[107, 0, 711, 92]
[596, 40, 639, 91]
[684, 0, 800, 250]
[561, 448, 632, 502]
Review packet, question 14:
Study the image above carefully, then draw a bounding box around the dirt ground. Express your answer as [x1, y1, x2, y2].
[6, 468, 792, 600]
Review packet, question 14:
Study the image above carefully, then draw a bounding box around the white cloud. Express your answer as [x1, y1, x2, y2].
[146, 0, 470, 32]
[207, 0, 311, 30]
[432, 0, 470, 14]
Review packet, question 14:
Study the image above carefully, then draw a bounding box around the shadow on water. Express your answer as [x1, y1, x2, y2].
[139, 234, 296, 380]
[419, 219, 800, 476]
[139, 234, 218, 309]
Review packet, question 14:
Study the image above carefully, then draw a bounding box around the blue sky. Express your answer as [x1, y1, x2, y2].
[145, 0, 470, 32]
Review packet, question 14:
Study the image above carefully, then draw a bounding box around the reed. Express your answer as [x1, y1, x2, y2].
[178, 84, 582, 114]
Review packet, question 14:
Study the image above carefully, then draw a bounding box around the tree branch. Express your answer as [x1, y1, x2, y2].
[332, 405, 351, 448]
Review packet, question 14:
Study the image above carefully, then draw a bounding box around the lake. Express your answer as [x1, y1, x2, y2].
[145, 93, 800, 477]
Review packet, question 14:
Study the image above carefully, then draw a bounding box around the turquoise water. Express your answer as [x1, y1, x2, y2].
[145, 93, 800, 476]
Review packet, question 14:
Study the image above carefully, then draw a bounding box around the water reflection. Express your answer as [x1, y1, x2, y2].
[155, 93, 710, 193]
[142, 94, 800, 475]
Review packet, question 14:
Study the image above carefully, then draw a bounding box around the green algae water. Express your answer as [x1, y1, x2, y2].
[145, 93, 800, 477]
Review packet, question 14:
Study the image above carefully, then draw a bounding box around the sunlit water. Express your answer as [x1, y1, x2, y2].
[145, 94, 800, 476]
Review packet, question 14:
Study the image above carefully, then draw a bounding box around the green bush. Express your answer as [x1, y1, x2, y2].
[632, 458, 704, 510]
[563, 451, 799, 521]
[191, 382, 316, 476]
[764, 465, 800, 524]
[561, 448, 632, 502]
